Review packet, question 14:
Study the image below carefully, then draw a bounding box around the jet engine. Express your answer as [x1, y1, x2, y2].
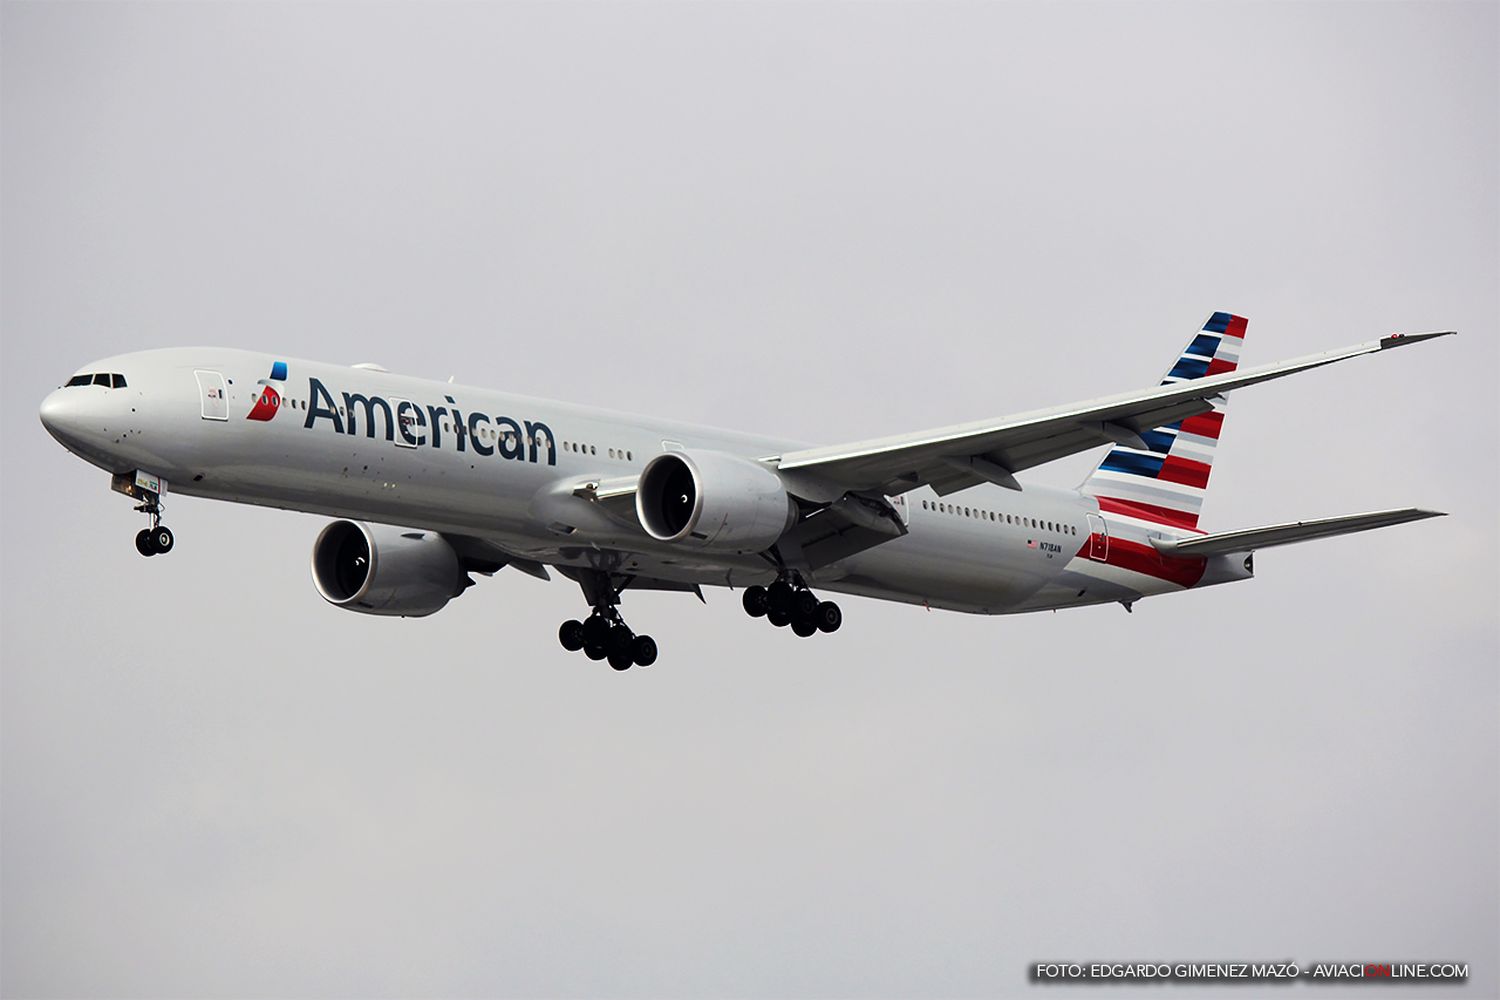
[310, 520, 465, 617]
[636, 450, 796, 552]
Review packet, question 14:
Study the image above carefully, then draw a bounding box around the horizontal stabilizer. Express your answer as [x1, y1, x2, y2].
[1151, 508, 1445, 557]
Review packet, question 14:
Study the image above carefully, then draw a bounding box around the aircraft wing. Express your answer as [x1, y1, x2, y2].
[1150, 508, 1446, 557]
[773, 332, 1453, 499]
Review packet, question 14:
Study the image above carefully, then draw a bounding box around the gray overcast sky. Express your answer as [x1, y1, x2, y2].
[2, 2, 1496, 997]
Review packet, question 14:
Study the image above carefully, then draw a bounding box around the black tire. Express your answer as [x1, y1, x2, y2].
[584, 643, 608, 661]
[135, 529, 155, 557]
[631, 634, 658, 667]
[742, 585, 769, 618]
[792, 617, 817, 638]
[767, 609, 791, 628]
[816, 601, 842, 634]
[608, 648, 633, 671]
[150, 526, 174, 554]
[793, 589, 819, 618]
[767, 580, 794, 615]
[582, 616, 610, 647]
[607, 624, 635, 655]
[558, 619, 585, 651]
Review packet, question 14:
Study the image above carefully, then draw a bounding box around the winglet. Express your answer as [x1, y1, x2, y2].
[1380, 330, 1457, 350]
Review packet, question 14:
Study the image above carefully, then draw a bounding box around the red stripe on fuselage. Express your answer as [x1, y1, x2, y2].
[1094, 496, 1202, 531]
[1074, 536, 1208, 588]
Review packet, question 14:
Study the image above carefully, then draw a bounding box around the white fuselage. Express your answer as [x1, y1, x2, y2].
[39, 348, 1249, 616]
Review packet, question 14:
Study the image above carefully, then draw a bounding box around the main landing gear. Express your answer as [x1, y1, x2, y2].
[741, 575, 841, 638]
[558, 611, 658, 671]
[558, 571, 657, 671]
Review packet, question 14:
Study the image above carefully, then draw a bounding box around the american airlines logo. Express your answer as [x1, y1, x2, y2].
[246, 361, 288, 421]
[247, 363, 557, 466]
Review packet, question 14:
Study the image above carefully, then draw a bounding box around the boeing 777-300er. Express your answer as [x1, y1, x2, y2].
[39, 313, 1450, 670]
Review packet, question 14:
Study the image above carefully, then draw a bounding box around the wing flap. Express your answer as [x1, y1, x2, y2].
[1150, 508, 1446, 557]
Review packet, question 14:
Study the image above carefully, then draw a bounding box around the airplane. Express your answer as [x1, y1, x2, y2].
[38, 312, 1450, 670]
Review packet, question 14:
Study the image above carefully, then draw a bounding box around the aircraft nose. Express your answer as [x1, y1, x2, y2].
[39, 388, 88, 444]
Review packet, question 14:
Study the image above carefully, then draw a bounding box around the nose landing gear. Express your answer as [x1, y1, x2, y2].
[135, 521, 174, 557]
[113, 471, 175, 557]
[742, 574, 841, 638]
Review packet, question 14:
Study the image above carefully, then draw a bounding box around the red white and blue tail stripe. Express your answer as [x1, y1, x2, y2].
[1081, 311, 1247, 530]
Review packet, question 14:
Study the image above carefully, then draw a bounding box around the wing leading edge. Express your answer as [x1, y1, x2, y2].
[773, 330, 1453, 500]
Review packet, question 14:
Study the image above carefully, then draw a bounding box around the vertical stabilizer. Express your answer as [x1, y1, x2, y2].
[1081, 311, 1247, 529]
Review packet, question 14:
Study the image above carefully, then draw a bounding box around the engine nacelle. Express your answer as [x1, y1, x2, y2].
[636, 449, 796, 552]
[310, 520, 464, 617]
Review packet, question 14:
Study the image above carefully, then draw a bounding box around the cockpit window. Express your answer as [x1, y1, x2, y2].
[64, 372, 127, 388]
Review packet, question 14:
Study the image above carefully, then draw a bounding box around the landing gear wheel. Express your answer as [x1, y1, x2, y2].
[793, 589, 819, 618]
[767, 609, 791, 628]
[582, 616, 611, 647]
[584, 643, 608, 661]
[791, 617, 818, 638]
[135, 529, 156, 557]
[149, 525, 174, 554]
[767, 580, 794, 615]
[608, 648, 634, 671]
[742, 585, 769, 618]
[559, 620, 585, 651]
[631, 635, 658, 667]
[607, 624, 635, 656]
[815, 601, 842, 633]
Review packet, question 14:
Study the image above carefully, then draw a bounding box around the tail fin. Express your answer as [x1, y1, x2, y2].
[1081, 311, 1247, 530]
